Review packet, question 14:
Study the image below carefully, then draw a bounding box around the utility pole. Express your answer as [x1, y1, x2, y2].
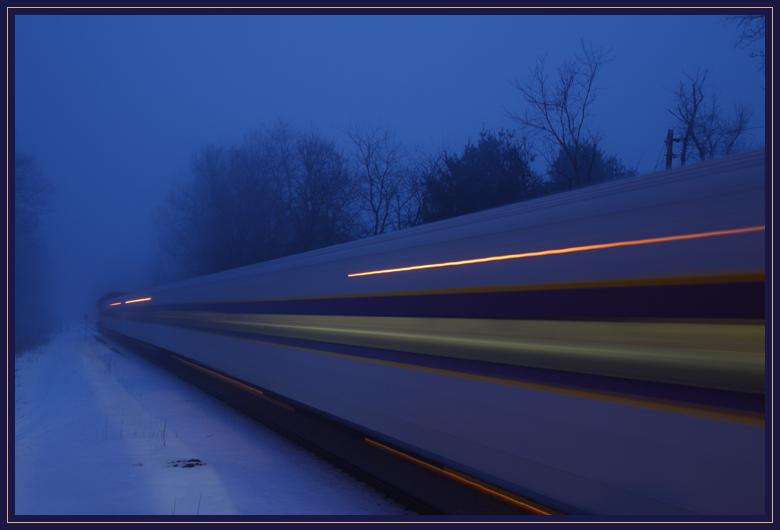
[665, 129, 680, 170]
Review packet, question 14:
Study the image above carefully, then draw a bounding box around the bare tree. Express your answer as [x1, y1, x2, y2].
[159, 145, 234, 276]
[159, 125, 301, 277]
[668, 70, 750, 165]
[692, 104, 750, 160]
[668, 71, 707, 166]
[512, 39, 610, 189]
[391, 157, 430, 229]
[292, 134, 356, 252]
[348, 127, 403, 236]
[729, 15, 766, 60]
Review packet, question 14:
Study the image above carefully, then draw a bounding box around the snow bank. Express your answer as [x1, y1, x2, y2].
[14, 327, 407, 516]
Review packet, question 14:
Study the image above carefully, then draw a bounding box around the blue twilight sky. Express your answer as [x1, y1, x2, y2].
[14, 14, 766, 316]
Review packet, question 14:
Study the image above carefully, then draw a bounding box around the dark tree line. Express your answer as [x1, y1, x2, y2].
[158, 123, 636, 279]
[159, 125, 356, 278]
[15, 153, 58, 352]
[421, 130, 539, 223]
[158, 39, 756, 280]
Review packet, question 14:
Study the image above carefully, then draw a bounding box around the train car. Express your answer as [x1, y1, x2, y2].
[99, 150, 767, 516]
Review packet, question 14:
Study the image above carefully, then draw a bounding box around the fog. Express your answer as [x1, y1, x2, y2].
[13, 13, 765, 332]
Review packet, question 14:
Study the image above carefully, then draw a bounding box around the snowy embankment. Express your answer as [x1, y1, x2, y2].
[14, 326, 408, 516]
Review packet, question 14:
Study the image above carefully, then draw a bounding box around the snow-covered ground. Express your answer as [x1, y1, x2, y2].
[14, 326, 409, 516]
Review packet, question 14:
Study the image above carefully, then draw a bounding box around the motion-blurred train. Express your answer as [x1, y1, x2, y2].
[99, 150, 767, 516]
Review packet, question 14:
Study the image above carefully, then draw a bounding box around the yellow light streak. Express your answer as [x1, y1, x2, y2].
[109, 301, 121, 307]
[124, 297, 152, 304]
[154, 311, 764, 394]
[347, 225, 765, 278]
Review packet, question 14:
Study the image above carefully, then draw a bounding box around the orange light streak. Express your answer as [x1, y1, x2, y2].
[364, 437, 554, 514]
[173, 355, 295, 413]
[348, 225, 765, 278]
[109, 301, 121, 307]
[124, 297, 152, 304]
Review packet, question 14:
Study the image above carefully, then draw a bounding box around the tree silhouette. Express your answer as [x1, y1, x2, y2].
[421, 129, 540, 223]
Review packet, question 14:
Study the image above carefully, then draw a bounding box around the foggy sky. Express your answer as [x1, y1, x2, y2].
[13, 14, 766, 318]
